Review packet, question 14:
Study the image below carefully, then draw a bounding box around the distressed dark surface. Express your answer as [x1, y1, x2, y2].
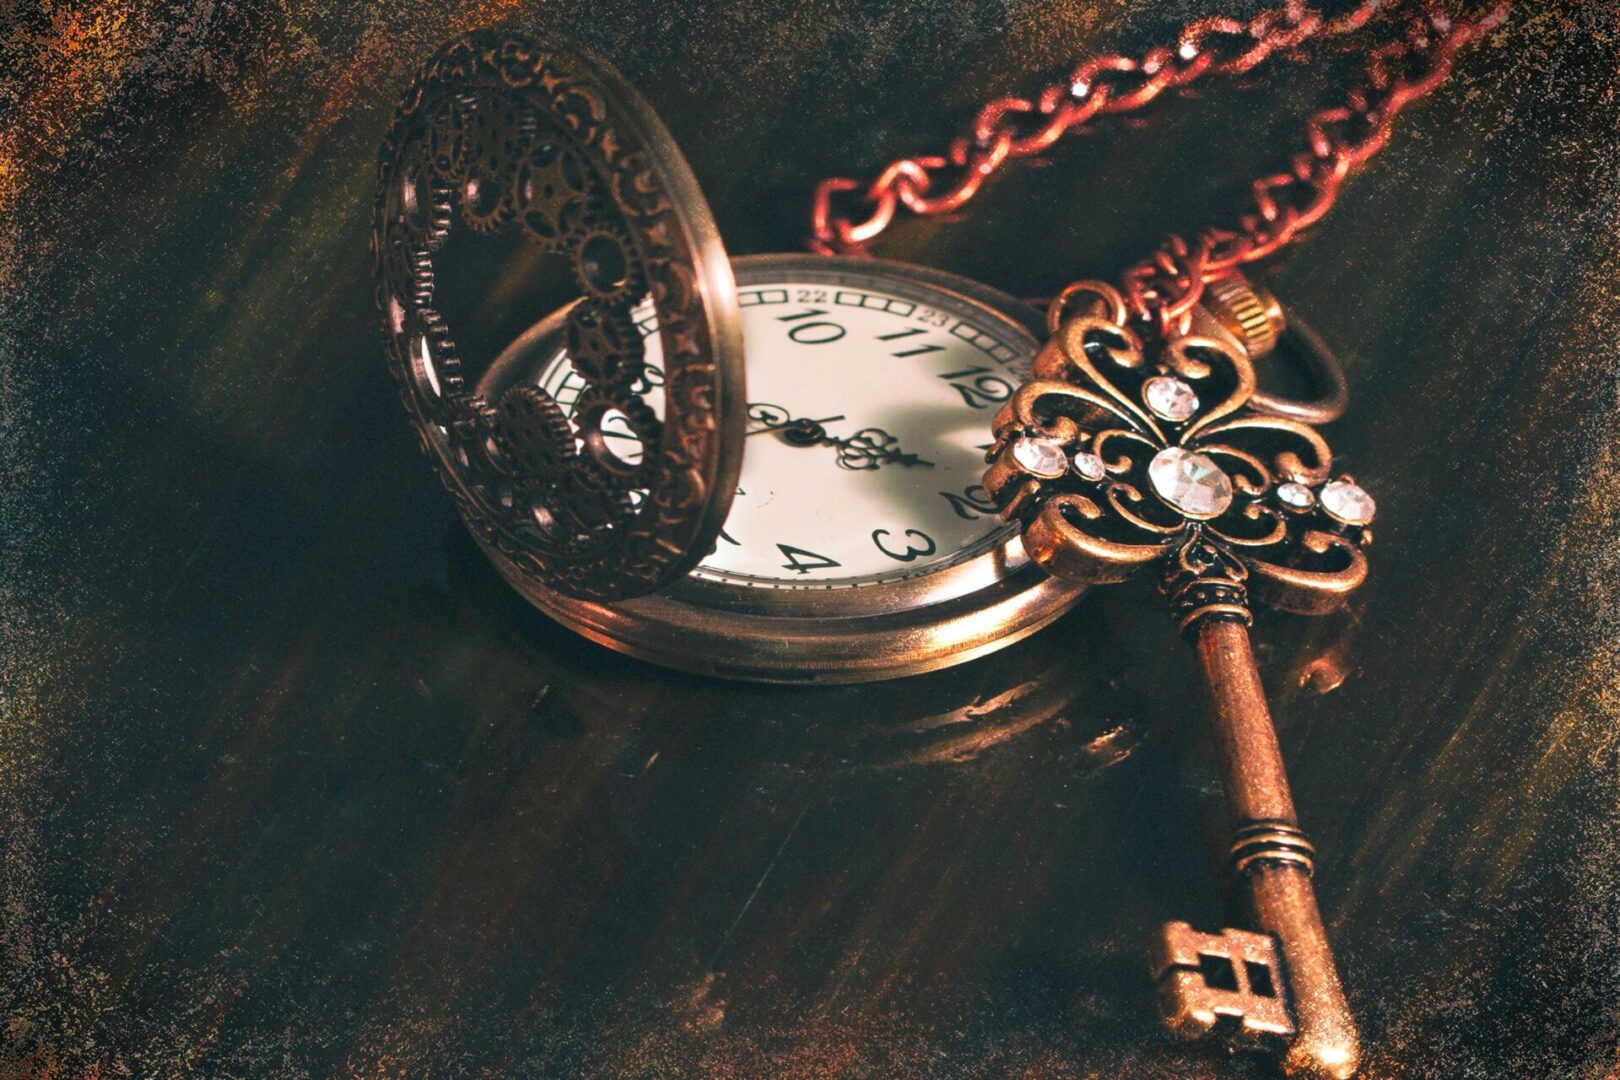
[3, 3, 1619, 1077]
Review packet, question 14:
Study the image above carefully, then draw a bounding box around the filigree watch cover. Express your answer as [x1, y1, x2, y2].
[373, 31, 745, 602]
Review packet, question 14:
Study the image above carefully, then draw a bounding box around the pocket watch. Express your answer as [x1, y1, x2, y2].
[478, 253, 1086, 681]
[372, 30, 1295, 684]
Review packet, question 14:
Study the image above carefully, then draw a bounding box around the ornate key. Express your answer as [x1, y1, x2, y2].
[985, 278, 1371, 1078]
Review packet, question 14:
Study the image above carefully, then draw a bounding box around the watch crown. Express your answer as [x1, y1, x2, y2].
[1203, 274, 1286, 359]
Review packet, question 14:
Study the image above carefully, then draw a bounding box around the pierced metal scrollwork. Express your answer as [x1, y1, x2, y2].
[984, 280, 1373, 628]
[373, 31, 742, 602]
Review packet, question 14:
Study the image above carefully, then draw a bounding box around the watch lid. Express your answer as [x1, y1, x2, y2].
[374, 30, 745, 602]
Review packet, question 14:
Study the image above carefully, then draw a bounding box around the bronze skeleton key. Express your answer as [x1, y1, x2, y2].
[1150, 556, 1359, 1077]
[984, 277, 1373, 1078]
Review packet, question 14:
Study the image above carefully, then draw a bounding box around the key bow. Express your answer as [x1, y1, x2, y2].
[983, 278, 1372, 622]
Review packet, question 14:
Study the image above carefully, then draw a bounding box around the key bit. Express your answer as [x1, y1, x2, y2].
[1150, 921, 1294, 1044]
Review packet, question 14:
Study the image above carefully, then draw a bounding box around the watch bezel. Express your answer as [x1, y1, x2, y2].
[477, 253, 1087, 682]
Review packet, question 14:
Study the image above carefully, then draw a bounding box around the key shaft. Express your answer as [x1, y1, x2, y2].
[1195, 617, 1360, 1080]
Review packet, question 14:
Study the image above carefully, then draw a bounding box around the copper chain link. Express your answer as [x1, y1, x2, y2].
[809, 0, 1509, 335]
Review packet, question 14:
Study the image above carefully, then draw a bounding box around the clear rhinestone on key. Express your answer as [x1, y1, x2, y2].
[1071, 450, 1107, 481]
[1143, 376, 1199, 422]
[1276, 481, 1316, 511]
[1319, 479, 1376, 525]
[1010, 436, 1070, 478]
[1148, 447, 1233, 518]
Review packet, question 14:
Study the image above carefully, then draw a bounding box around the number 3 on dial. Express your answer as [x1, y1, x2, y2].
[872, 528, 937, 563]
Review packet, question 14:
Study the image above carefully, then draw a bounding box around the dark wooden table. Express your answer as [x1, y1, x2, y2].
[3, 3, 1617, 1077]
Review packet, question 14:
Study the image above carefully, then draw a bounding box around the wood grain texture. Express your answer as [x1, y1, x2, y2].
[2, 3, 1617, 1077]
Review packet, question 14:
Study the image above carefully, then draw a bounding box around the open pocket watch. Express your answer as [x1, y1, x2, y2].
[372, 30, 1309, 684]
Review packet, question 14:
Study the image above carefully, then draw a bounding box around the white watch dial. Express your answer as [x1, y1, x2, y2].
[536, 270, 1036, 589]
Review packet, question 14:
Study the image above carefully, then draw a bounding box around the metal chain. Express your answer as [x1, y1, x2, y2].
[809, 0, 1509, 335]
[809, 0, 1400, 255]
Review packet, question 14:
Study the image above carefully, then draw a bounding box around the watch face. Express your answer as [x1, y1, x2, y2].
[535, 261, 1039, 590]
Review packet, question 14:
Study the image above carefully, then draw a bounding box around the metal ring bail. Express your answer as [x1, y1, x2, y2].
[1250, 311, 1350, 425]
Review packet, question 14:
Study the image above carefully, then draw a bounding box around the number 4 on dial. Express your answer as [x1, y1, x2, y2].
[777, 543, 841, 574]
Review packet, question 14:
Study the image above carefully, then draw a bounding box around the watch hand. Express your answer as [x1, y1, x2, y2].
[785, 420, 934, 471]
[743, 404, 933, 470]
[833, 428, 935, 471]
[746, 411, 845, 437]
